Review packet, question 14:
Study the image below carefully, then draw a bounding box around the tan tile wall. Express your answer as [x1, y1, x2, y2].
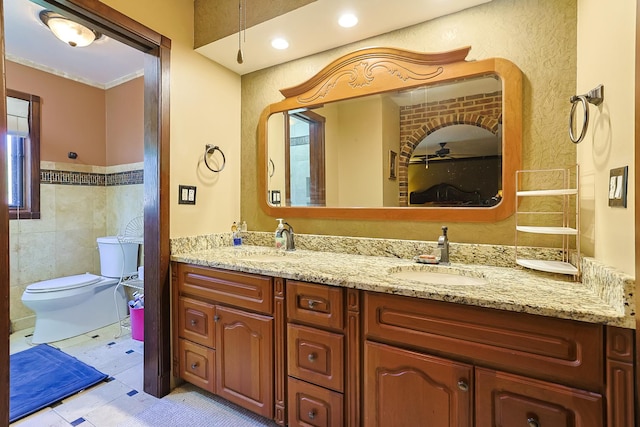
[9, 161, 143, 331]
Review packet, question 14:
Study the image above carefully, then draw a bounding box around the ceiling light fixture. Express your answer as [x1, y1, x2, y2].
[271, 38, 289, 50]
[338, 13, 358, 28]
[39, 10, 102, 48]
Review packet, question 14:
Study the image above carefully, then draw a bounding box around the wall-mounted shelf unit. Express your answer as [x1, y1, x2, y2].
[515, 166, 580, 279]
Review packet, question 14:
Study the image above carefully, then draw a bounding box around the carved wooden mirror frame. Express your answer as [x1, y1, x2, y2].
[258, 46, 522, 222]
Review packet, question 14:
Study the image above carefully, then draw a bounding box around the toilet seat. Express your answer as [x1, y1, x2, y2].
[25, 273, 104, 293]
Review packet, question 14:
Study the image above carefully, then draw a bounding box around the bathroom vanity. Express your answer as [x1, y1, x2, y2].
[171, 241, 635, 427]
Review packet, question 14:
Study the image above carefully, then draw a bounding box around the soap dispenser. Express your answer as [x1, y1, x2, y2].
[275, 218, 286, 250]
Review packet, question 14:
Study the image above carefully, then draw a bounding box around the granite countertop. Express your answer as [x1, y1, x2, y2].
[171, 243, 634, 328]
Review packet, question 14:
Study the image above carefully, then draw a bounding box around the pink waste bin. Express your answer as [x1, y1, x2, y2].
[130, 307, 144, 341]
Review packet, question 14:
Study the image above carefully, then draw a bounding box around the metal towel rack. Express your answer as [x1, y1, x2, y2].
[569, 84, 604, 144]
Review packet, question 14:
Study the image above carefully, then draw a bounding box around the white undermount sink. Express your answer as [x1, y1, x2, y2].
[388, 266, 488, 286]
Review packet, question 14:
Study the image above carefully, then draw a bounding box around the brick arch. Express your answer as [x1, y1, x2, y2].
[398, 114, 500, 206]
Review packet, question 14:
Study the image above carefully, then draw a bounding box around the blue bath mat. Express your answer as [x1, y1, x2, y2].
[10, 344, 108, 422]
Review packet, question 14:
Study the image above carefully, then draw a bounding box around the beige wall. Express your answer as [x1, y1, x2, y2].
[6, 61, 107, 165]
[382, 95, 401, 207]
[100, 0, 242, 238]
[241, 0, 578, 244]
[576, 0, 636, 275]
[106, 77, 144, 165]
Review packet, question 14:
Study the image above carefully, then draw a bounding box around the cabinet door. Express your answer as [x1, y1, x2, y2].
[364, 341, 472, 427]
[476, 367, 603, 427]
[215, 305, 274, 418]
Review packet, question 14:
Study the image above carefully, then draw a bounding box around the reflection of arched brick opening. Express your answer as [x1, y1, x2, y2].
[398, 114, 500, 206]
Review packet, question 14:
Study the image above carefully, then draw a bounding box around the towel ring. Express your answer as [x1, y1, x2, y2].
[204, 144, 226, 172]
[569, 95, 589, 144]
[568, 84, 604, 144]
[268, 158, 275, 178]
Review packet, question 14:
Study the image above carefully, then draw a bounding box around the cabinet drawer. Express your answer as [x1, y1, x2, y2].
[288, 324, 344, 392]
[178, 297, 215, 348]
[176, 263, 273, 315]
[178, 338, 215, 394]
[287, 281, 343, 331]
[288, 377, 343, 427]
[364, 292, 603, 391]
[476, 368, 603, 427]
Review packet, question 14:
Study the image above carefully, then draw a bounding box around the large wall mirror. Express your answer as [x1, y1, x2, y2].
[258, 46, 522, 222]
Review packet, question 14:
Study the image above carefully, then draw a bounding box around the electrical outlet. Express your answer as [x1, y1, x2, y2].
[178, 185, 197, 205]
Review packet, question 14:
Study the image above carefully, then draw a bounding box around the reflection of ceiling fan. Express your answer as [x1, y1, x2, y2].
[410, 142, 476, 168]
[429, 142, 452, 159]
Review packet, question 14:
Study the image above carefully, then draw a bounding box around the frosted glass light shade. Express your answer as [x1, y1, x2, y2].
[40, 11, 101, 48]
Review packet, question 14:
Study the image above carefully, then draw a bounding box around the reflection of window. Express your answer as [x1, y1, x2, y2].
[285, 111, 326, 206]
[7, 89, 41, 220]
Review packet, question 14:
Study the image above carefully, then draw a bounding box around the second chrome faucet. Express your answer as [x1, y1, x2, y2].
[437, 226, 449, 264]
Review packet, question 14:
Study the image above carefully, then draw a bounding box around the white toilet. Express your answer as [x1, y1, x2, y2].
[21, 236, 139, 344]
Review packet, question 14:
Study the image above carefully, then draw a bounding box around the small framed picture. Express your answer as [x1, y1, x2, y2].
[389, 150, 397, 180]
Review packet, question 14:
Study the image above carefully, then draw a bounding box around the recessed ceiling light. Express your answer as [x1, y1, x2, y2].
[338, 13, 358, 28]
[271, 38, 289, 50]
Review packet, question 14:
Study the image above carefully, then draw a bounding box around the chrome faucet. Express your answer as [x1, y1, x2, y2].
[282, 221, 296, 251]
[437, 226, 449, 264]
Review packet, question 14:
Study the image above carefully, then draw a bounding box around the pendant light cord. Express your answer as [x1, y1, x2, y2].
[236, 0, 246, 64]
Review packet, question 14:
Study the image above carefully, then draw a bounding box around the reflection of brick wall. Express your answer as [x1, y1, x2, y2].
[399, 92, 502, 142]
[398, 91, 502, 205]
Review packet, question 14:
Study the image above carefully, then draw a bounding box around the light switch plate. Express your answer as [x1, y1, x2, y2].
[608, 166, 628, 208]
[178, 185, 196, 205]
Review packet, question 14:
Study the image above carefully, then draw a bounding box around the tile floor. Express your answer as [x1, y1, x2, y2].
[10, 324, 152, 426]
[9, 323, 277, 427]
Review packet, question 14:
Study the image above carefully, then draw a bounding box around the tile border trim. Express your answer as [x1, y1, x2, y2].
[40, 169, 143, 186]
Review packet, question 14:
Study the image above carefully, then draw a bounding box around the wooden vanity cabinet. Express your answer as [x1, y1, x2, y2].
[364, 291, 609, 427]
[172, 263, 280, 421]
[172, 263, 633, 426]
[286, 280, 360, 427]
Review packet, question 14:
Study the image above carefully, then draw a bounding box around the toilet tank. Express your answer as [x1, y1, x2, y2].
[97, 236, 139, 278]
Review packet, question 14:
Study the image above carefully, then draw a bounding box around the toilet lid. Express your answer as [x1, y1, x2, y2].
[26, 273, 103, 293]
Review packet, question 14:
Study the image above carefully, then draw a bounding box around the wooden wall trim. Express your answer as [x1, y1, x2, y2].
[636, 1, 640, 425]
[0, 0, 10, 423]
[0, 1, 172, 417]
[143, 37, 172, 398]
